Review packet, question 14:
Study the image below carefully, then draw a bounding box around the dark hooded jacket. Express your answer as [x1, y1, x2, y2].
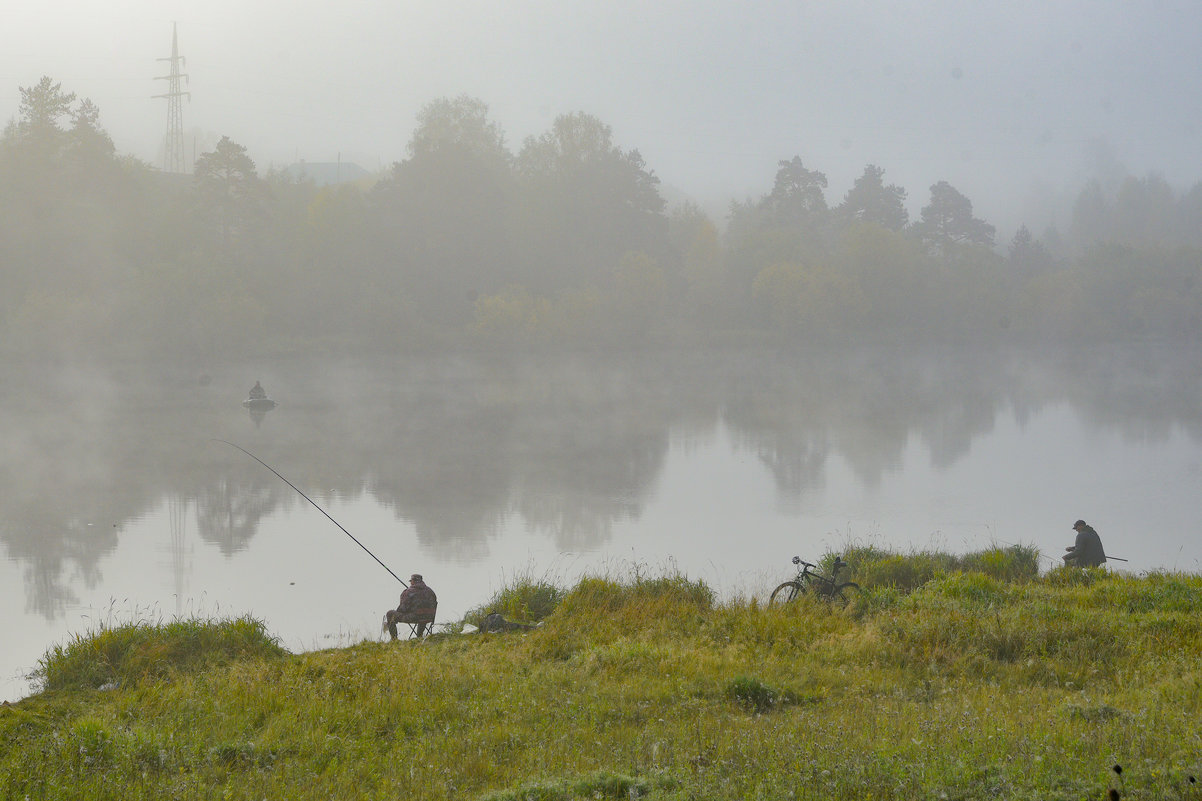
[1065, 523, 1106, 567]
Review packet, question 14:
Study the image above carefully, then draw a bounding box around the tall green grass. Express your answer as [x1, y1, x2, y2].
[840, 542, 1042, 590]
[461, 568, 567, 629]
[32, 614, 286, 693]
[3, 550, 1200, 800]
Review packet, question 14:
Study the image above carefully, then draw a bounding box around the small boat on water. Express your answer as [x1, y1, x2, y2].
[242, 397, 278, 411]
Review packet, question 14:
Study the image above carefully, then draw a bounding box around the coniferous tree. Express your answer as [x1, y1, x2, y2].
[836, 164, 908, 231]
[913, 180, 995, 253]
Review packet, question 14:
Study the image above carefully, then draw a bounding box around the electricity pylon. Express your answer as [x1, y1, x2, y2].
[153, 23, 190, 173]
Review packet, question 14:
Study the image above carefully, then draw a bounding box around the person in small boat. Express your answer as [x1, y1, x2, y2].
[1063, 519, 1106, 567]
[248, 380, 267, 400]
[385, 574, 438, 639]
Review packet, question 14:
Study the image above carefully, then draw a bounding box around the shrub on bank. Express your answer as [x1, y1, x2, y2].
[462, 572, 567, 630]
[32, 615, 285, 693]
[840, 543, 1041, 591]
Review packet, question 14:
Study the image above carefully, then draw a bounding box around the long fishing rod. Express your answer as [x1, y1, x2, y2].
[213, 439, 407, 586]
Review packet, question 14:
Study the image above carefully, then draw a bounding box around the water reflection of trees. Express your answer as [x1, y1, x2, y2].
[509, 388, 669, 552]
[195, 477, 284, 556]
[366, 357, 674, 557]
[722, 346, 1007, 495]
[0, 365, 150, 619]
[4, 344, 1202, 617]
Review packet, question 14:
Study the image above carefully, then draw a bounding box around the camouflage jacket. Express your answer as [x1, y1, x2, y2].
[397, 581, 438, 615]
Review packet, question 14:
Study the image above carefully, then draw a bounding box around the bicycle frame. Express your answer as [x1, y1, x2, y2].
[795, 557, 845, 594]
[770, 556, 857, 605]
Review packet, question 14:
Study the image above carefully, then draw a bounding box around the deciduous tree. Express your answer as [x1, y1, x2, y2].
[407, 94, 509, 164]
[516, 112, 667, 290]
[371, 96, 516, 326]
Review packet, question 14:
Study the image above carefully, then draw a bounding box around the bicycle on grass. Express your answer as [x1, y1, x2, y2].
[769, 555, 859, 605]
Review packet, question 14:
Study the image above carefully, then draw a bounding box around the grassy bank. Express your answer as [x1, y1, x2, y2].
[2, 548, 1200, 800]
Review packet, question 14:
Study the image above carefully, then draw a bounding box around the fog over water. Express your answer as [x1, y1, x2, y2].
[4, 344, 1202, 701]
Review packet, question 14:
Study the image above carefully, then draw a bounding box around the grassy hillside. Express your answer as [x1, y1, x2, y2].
[2, 548, 1200, 800]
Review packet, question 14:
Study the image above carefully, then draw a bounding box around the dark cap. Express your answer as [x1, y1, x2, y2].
[1073, 520, 1087, 529]
[410, 573, 423, 582]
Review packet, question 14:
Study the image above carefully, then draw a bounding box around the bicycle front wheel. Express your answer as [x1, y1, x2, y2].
[770, 581, 804, 605]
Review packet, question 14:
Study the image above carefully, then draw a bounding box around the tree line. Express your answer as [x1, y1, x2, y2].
[3, 77, 1200, 359]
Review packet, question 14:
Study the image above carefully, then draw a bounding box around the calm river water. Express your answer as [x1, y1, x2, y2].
[3, 343, 1201, 701]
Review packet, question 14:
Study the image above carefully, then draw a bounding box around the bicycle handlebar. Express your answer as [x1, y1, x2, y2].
[790, 555, 846, 571]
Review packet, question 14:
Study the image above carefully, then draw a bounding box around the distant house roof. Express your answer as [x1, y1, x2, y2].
[282, 160, 373, 187]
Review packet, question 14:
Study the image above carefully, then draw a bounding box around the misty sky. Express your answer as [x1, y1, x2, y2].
[3, 1, 1201, 236]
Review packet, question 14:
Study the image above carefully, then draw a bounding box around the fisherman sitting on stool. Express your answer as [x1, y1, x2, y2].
[1063, 519, 1107, 568]
[385, 574, 438, 639]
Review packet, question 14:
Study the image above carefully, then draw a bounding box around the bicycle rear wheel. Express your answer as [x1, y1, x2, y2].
[770, 581, 804, 605]
[833, 582, 860, 606]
